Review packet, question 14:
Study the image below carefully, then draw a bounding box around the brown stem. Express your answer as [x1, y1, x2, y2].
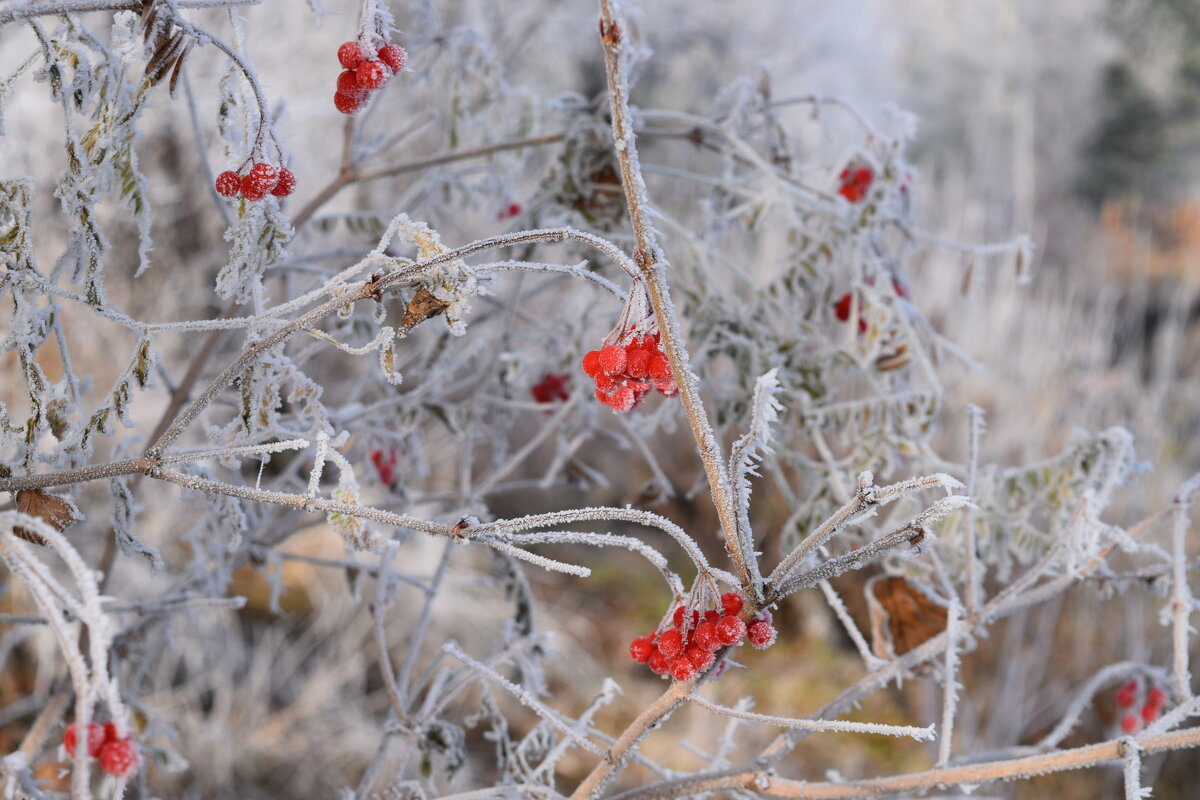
[594, 0, 746, 589]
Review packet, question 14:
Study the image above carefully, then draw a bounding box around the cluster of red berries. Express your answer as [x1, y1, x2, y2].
[1117, 679, 1169, 733]
[214, 162, 296, 201]
[370, 448, 398, 486]
[334, 41, 406, 114]
[581, 333, 677, 412]
[628, 593, 777, 682]
[63, 722, 140, 779]
[531, 372, 570, 404]
[837, 165, 874, 203]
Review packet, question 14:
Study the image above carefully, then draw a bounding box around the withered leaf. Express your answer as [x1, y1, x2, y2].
[400, 287, 451, 330]
[13, 489, 79, 545]
[866, 575, 948, 658]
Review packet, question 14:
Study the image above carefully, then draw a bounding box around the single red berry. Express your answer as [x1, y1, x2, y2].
[653, 378, 679, 398]
[593, 373, 619, 394]
[336, 70, 359, 95]
[271, 168, 297, 198]
[214, 170, 241, 197]
[357, 60, 388, 90]
[1116, 685, 1137, 709]
[892, 280, 907, 299]
[834, 292, 853, 322]
[581, 350, 603, 378]
[716, 615, 747, 646]
[647, 648, 671, 675]
[625, 348, 651, 379]
[670, 656, 697, 682]
[1147, 687, 1168, 709]
[685, 645, 714, 672]
[97, 739, 139, 779]
[672, 605, 687, 629]
[240, 173, 267, 201]
[648, 354, 672, 382]
[248, 162, 278, 189]
[1141, 704, 1160, 724]
[629, 635, 654, 663]
[338, 41, 365, 69]
[747, 620, 777, 650]
[607, 385, 637, 412]
[598, 345, 627, 374]
[720, 593, 744, 617]
[704, 610, 720, 624]
[693, 621, 719, 651]
[657, 628, 683, 659]
[1121, 714, 1140, 734]
[334, 91, 362, 114]
[103, 721, 118, 743]
[63, 723, 105, 759]
[378, 44, 407, 73]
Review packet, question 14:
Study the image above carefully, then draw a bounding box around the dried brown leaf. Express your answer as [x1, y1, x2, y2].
[13, 489, 78, 545]
[400, 287, 451, 330]
[866, 575, 948, 658]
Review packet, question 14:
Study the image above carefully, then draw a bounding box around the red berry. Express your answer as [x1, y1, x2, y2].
[747, 620, 777, 649]
[214, 170, 241, 197]
[892, 280, 907, 298]
[63, 723, 105, 759]
[598, 345, 627, 374]
[834, 292, 853, 322]
[625, 348, 651, 378]
[334, 91, 362, 114]
[653, 378, 679, 398]
[336, 70, 361, 95]
[240, 173, 267, 201]
[378, 44, 407, 73]
[647, 648, 670, 675]
[648, 354, 672, 382]
[670, 656, 696, 682]
[581, 350, 602, 378]
[357, 60, 388, 90]
[685, 645, 714, 672]
[531, 373, 570, 404]
[692, 621, 719, 651]
[1116, 686, 1137, 709]
[370, 448, 397, 486]
[607, 385, 637, 412]
[103, 721, 118, 743]
[716, 615, 747, 646]
[271, 168, 297, 198]
[657, 628, 683, 659]
[248, 162, 278, 189]
[1147, 687, 1168, 709]
[1141, 704, 1160, 724]
[338, 41, 365, 69]
[672, 606, 687, 629]
[97, 739, 139, 779]
[1121, 714, 1140, 734]
[720, 593, 744, 617]
[629, 635, 654, 663]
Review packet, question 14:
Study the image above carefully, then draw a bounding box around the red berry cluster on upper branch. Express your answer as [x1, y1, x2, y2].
[837, 165, 874, 203]
[335, 41, 407, 114]
[214, 162, 296, 201]
[628, 593, 776, 682]
[581, 332, 677, 412]
[63, 722, 140, 779]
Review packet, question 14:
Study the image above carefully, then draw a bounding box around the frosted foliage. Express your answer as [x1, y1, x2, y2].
[0, 0, 1196, 799]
